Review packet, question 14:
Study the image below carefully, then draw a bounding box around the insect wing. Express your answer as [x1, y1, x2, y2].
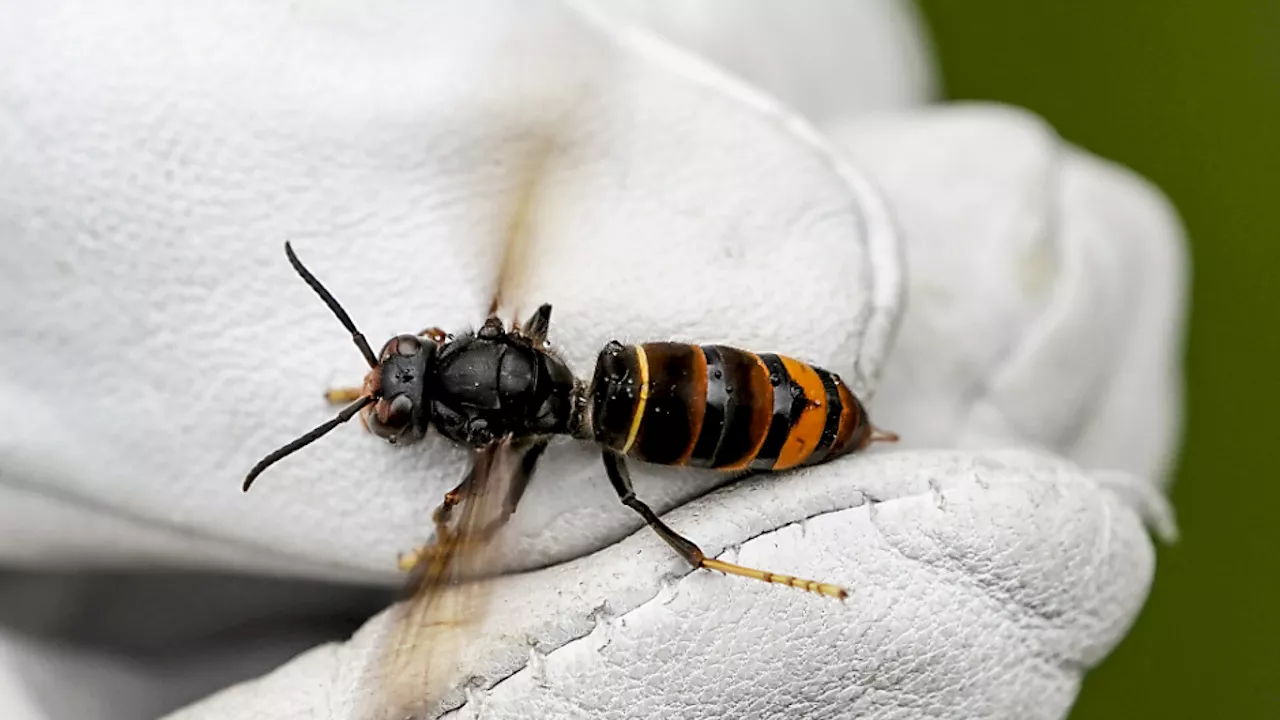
[488, 131, 560, 327]
[370, 439, 527, 719]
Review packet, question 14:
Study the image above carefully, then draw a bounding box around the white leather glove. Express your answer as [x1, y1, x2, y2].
[0, 2, 1183, 719]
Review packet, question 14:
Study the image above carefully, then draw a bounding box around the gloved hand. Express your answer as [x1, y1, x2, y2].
[0, 2, 1184, 719]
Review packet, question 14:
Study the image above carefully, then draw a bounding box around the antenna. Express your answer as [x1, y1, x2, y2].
[285, 241, 379, 368]
[243, 395, 375, 491]
[242, 242, 384, 491]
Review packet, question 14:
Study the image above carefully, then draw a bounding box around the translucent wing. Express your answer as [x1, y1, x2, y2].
[488, 130, 560, 328]
[362, 45, 604, 719]
[368, 434, 545, 719]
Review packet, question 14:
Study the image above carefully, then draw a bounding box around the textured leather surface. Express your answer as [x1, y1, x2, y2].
[171, 450, 1165, 720]
[0, 0, 903, 582]
[0, 2, 1183, 719]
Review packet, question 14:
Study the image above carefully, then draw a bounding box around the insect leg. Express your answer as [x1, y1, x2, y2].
[602, 449, 848, 600]
[399, 440, 548, 573]
[602, 450, 703, 562]
[324, 386, 365, 404]
[431, 453, 490, 538]
[397, 454, 490, 573]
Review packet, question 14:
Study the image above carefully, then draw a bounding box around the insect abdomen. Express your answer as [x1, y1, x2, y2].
[589, 342, 871, 471]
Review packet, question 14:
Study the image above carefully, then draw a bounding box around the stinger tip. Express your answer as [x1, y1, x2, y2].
[869, 426, 900, 444]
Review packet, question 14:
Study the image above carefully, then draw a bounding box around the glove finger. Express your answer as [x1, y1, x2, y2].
[833, 106, 1188, 485]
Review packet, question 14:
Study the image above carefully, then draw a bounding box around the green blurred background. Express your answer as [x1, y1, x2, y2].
[914, 2, 1279, 718]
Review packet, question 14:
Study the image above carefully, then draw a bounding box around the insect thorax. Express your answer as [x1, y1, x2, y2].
[429, 334, 577, 446]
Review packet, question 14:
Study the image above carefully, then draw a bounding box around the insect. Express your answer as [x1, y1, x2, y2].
[244, 241, 897, 598]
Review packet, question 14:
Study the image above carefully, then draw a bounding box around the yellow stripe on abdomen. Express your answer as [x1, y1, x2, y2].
[620, 344, 650, 454]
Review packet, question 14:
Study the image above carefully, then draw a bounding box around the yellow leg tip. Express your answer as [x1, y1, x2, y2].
[822, 584, 850, 601]
[325, 387, 364, 404]
[396, 548, 425, 573]
[700, 558, 848, 600]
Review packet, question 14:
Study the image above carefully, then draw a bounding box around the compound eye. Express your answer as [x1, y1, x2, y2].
[383, 394, 414, 429]
[394, 334, 421, 356]
[381, 335, 423, 360]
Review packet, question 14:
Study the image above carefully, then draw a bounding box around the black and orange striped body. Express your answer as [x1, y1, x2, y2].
[588, 342, 873, 472]
[251, 243, 884, 603]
